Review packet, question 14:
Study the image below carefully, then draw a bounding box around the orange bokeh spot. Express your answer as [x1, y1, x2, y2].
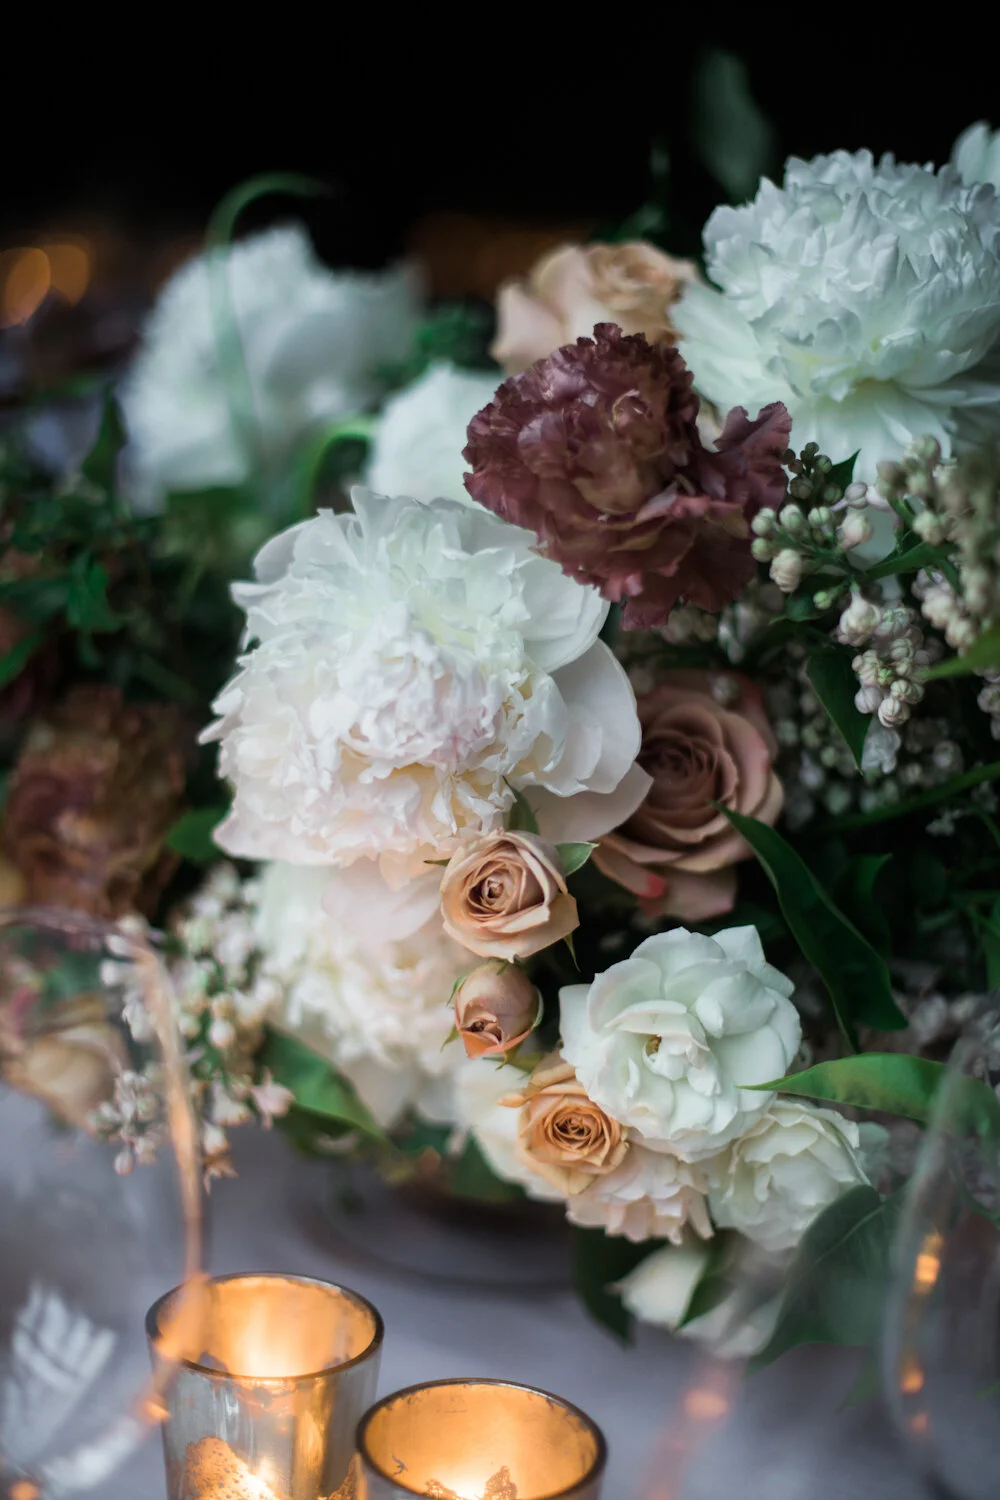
[1, 248, 50, 326]
[682, 1387, 731, 1422]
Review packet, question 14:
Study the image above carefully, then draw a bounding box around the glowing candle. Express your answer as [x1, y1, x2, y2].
[357, 1379, 606, 1499]
[146, 1274, 382, 1500]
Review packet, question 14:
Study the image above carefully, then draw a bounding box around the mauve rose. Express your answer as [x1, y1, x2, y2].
[595, 671, 783, 921]
[2, 686, 186, 917]
[439, 831, 578, 960]
[492, 242, 700, 375]
[464, 324, 790, 629]
[454, 960, 540, 1059]
[500, 1054, 629, 1196]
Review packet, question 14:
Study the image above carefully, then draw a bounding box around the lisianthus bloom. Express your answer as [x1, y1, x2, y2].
[2, 687, 185, 917]
[204, 490, 648, 881]
[464, 324, 790, 628]
[595, 670, 783, 920]
[492, 242, 699, 374]
[559, 925, 800, 1161]
[673, 150, 1000, 483]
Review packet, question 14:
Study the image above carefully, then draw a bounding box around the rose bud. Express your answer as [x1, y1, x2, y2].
[440, 831, 578, 960]
[500, 1054, 629, 1196]
[454, 960, 540, 1059]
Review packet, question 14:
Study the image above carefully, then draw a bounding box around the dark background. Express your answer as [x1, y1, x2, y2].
[1, 30, 996, 275]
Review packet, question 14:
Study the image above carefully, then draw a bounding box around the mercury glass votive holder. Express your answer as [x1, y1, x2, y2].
[147, 1273, 383, 1500]
[356, 1379, 606, 1500]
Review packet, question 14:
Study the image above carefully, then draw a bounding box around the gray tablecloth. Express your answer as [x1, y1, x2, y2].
[5, 1123, 930, 1498]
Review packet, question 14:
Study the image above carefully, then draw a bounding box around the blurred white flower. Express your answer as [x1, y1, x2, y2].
[560, 926, 800, 1161]
[204, 491, 648, 880]
[674, 150, 1000, 482]
[366, 362, 500, 504]
[707, 1100, 867, 1252]
[616, 1244, 781, 1357]
[952, 121, 1000, 190]
[121, 226, 420, 512]
[566, 1143, 712, 1244]
[256, 862, 468, 1129]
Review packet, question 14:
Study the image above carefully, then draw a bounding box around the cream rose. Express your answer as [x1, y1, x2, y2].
[492, 242, 699, 374]
[567, 1142, 713, 1244]
[560, 926, 800, 1161]
[707, 1100, 867, 1253]
[440, 832, 578, 960]
[499, 1055, 628, 1195]
[454, 961, 540, 1059]
[594, 671, 782, 923]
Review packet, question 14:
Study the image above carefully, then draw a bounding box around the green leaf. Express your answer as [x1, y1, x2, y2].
[66, 558, 120, 632]
[678, 1233, 739, 1328]
[923, 625, 1000, 679]
[0, 629, 44, 689]
[866, 542, 948, 581]
[571, 1227, 663, 1343]
[827, 451, 860, 493]
[977, 895, 1000, 990]
[805, 648, 870, 768]
[762, 1054, 1000, 1137]
[507, 785, 540, 835]
[259, 1029, 387, 1141]
[556, 841, 597, 877]
[817, 760, 1000, 833]
[750, 1186, 903, 1370]
[784, 590, 822, 622]
[721, 809, 906, 1041]
[165, 806, 228, 863]
[80, 392, 125, 491]
[449, 1137, 524, 1205]
[0, 575, 71, 623]
[832, 854, 892, 958]
[206, 172, 329, 249]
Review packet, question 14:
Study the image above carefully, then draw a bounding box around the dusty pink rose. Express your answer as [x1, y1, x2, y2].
[440, 831, 578, 960]
[463, 324, 790, 629]
[594, 670, 783, 920]
[500, 1054, 629, 1195]
[492, 242, 700, 374]
[454, 960, 541, 1059]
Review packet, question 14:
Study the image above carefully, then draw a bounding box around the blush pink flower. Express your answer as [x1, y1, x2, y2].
[594, 671, 783, 921]
[463, 324, 790, 629]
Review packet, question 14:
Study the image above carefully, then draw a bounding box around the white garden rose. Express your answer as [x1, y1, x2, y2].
[449, 1059, 564, 1203]
[566, 1142, 712, 1244]
[254, 861, 467, 1129]
[560, 926, 800, 1161]
[616, 1244, 781, 1358]
[707, 1100, 867, 1253]
[204, 490, 649, 879]
[674, 150, 1000, 482]
[952, 122, 1000, 190]
[366, 362, 500, 505]
[121, 226, 420, 512]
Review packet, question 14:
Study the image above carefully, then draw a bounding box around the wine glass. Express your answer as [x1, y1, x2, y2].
[881, 1000, 1000, 1500]
[0, 908, 204, 1498]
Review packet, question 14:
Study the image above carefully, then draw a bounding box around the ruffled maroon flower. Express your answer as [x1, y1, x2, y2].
[463, 324, 791, 627]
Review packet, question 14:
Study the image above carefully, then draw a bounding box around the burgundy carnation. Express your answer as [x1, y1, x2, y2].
[463, 323, 791, 627]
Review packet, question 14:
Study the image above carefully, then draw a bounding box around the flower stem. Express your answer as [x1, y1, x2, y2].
[816, 760, 1000, 832]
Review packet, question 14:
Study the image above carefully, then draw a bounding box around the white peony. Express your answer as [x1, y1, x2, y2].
[707, 1100, 867, 1253]
[449, 1059, 564, 1203]
[254, 861, 467, 1129]
[952, 122, 1000, 190]
[566, 1143, 713, 1244]
[120, 226, 420, 512]
[560, 926, 800, 1162]
[615, 1244, 781, 1358]
[674, 150, 1000, 482]
[366, 362, 500, 505]
[204, 489, 649, 880]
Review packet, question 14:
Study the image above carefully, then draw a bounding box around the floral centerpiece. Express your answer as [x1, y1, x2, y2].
[4, 123, 1000, 1374]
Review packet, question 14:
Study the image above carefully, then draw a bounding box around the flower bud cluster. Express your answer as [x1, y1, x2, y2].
[751, 446, 875, 595]
[837, 591, 932, 729]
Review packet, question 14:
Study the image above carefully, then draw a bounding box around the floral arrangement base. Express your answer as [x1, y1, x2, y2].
[324, 1164, 572, 1289]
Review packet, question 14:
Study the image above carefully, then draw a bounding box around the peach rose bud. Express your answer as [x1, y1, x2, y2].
[500, 1055, 629, 1196]
[454, 960, 540, 1060]
[440, 831, 579, 960]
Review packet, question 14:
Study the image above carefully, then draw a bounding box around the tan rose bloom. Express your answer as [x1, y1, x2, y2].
[500, 1054, 629, 1196]
[595, 670, 783, 922]
[492, 241, 700, 375]
[454, 960, 540, 1059]
[440, 831, 578, 960]
[1, 994, 125, 1128]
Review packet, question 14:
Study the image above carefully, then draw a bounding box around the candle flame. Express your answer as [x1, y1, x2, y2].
[182, 1436, 288, 1500]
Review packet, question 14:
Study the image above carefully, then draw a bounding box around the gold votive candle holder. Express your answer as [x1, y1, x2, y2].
[357, 1378, 606, 1499]
[147, 1273, 383, 1500]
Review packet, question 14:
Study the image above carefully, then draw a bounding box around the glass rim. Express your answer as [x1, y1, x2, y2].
[356, 1376, 608, 1498]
